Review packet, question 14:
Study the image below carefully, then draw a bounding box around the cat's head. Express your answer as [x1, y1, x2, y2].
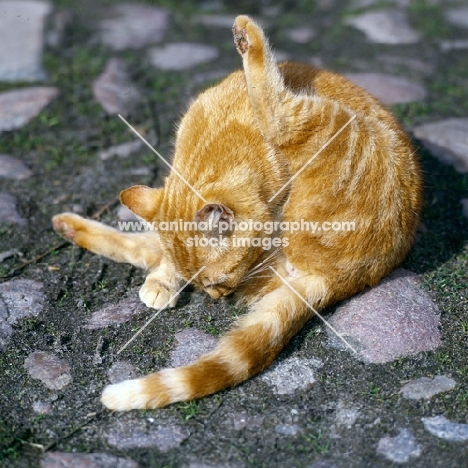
[121, 183, 272, 299]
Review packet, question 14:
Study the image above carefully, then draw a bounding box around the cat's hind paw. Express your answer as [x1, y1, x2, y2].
[232, 16, 263, 57]
[139, 278, 178, 309]
[233, 23, 249, 55]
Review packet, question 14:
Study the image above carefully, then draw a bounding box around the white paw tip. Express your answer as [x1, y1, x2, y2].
[101, 378, 147, 411]
[139, 287, 177, 310]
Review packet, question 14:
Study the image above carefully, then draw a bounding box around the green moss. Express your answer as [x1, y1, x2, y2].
[408, 0, 451, 38]
[176, 400, 202, 422]
[302, 431, 330, 455]
[0, 421, 31, 462]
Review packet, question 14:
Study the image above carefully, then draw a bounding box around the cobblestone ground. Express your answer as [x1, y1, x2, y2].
[0, 1, 468, 467]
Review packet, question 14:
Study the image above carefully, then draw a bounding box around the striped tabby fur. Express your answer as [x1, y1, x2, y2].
[52, 16, 421, 410]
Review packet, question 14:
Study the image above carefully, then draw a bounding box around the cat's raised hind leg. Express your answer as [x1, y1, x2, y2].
[52, 213, 181, 309]
[233, 16, 341, 149]
[233, 15, 285, 140]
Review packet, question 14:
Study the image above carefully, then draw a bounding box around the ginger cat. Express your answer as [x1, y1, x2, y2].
[52, 16, 421, 411]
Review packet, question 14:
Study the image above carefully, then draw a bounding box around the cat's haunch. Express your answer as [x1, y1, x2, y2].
[53, 16, 421, 410]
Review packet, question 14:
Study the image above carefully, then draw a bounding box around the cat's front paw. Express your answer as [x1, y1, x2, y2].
[52, 212, 83, 242]
[233, 16, 263, 56]
[139, 278, 178, 309]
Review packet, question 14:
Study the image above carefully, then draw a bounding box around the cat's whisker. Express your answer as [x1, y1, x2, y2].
[245, 248, 281, 274]
[244, 275, 271, 279]
[240, 248, 282, 283]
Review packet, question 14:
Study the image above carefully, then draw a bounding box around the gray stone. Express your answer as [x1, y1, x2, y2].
[232, 412, 264, 430]
[413, 119, 468, 174]
[345, 11, 420, 44]
[0, 87, 59, 132]
[0, 316, 12, 350]
[0, 193, 25, 225]
[32, 400, 51, 414]
[439, 39, 468, 52]
[379, 55, 434, 74]
[128, 167, 152, 177]
[260, 356, 322, 395]
[445, 7, 468, 29]
[149, 43, 219, 71]
[99, 140, 143, 160]
[169, 328, 217, 367]
[93, 59, 139, 116]
[461, 199, 468, 219]
[40, 452, 139, 468]
[99, 4, 168, 51]
[83, 297, 146, 329]
[24, 351, 72, 390]
[275, 424, 301, 436]
[377, 428, 421, 463]
[1, 279, 45, 323]
[350, 0, 409, 8]
[327, 269, 440, 363]
[421, 415, 468, 442]
[334, 401, 360, 428]
[345, 73, 427, 105]
[0, 279, 46, 348]
[0, 1, 52, 81]
[285, 27, 316, 43]
[0, 155, 32, 180]
[108, 361, 137, 384]
[0, 249, 22, 262]
[400, 375, 456, 400]
[107, 424, 189, 452]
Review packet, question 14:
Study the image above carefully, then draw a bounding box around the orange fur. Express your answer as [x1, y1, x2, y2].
[53, 16, 421, 410]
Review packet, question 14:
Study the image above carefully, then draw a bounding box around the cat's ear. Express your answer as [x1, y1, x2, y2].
[120, 185, 163, 221]
[195, 203, 234, 235]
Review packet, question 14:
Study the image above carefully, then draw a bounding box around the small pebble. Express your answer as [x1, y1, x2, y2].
[24, 351, 72, 390]
[377, 428, 421, 463]
[149, 43, 219, 71]
[0, 155, 32, 180]
[422, 415, 468, 442]
[400, 375, 456, 400]
[260, 356, 322, 395]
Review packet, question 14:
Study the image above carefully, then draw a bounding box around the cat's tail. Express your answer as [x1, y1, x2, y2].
[101, 275, 328, 410]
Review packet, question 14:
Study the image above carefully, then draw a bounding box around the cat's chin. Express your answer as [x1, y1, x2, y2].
[205, 288, 232, 300]
[206, 290, 221, 299]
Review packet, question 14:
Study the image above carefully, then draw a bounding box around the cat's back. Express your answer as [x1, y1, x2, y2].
[279, 62, 395, 122]
[188, 62, 385, 117]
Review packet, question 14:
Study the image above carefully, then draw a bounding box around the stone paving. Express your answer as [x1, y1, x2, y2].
[326, 269, 440, 363]
[0, 1, 467, 467]
[0, 0, 52, 81]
